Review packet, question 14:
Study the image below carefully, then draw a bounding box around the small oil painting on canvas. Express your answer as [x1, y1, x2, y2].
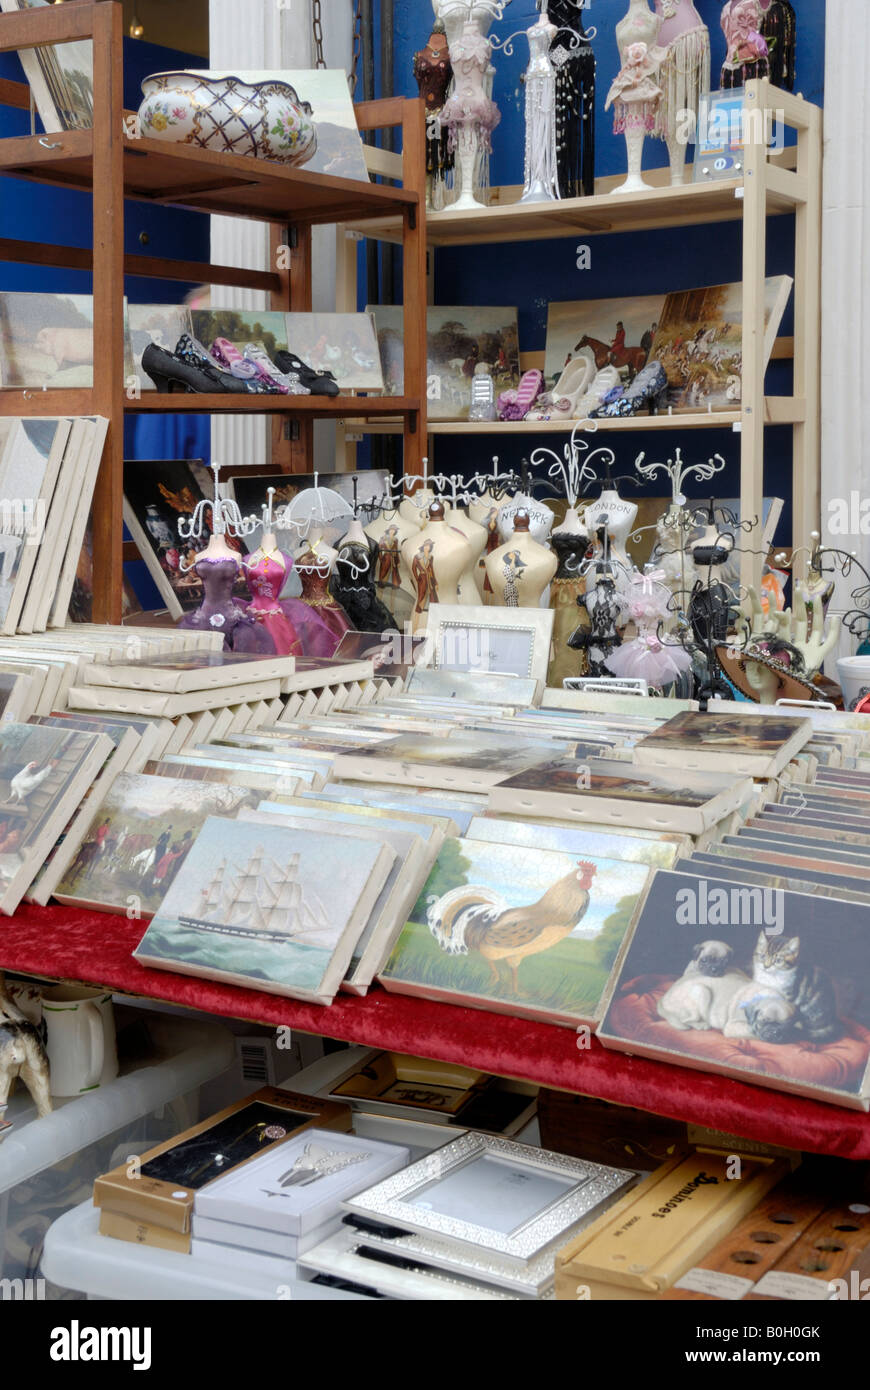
[544, 295, 665, 385]
[0, 723, 101, 897]
[381, 839, 650, 1027]
[369, 306, 521, 420]
[191, 309, 289, 365]
[0, 293, 94, 389]
[55, 773, 262, 916]
[135, 816, 384, 995]
[598, 870, 870, 1109]
[123, 458, 238, 616]
[284, 313, 383, 391]
[649, 277, 792, 411]
[128, 305, 194, 391]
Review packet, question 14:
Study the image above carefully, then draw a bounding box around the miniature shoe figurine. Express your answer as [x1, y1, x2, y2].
[574, 364, 622, 418]
[525, 352, 595, 420]
[273, 350, 341, 396]
[590, 359, 668, 417]
[203, 337, 258, 380]
[244, 342, 311, 396]
[142, 342, 278, 394]
[498, 369, 544, 422]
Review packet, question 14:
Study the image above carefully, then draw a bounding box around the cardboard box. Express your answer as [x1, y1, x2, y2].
[555, 1150, 789, 1301]
[93, 1087, 351, 1250]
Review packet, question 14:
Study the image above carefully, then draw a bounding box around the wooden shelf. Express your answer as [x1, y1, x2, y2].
[1, 904, 867, 1162]
[346, 411, 743, 435]
[0, 127, 419, 229]
[352, 172, 803, 248]
[127, 394, 421, 419]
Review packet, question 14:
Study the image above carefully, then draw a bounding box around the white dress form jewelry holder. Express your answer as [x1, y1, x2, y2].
[515, 8, 560, 204]
[438, 2, 509, 211]
[365, 503, 420, 624]
[178, 462, 258, 566]
[486, 510, 558, 609]
[438, 476, 488, 602]
[606, 0, 664, 194]
[584, 487, 639, 579]
[402, 500, 475, 631]
[653, 0, 710, 187]
[635, 444, 725, 606]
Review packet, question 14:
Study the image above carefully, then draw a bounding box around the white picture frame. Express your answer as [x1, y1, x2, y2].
[424, 603, 554, 689]
[343, 1132, 635, 1263]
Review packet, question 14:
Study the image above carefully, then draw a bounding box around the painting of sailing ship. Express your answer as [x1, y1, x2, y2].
[136, 817, 384, 995]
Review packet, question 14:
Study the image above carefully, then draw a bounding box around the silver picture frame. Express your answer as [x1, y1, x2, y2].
[343, 1132, 636, 1263]
[424, 603, 555, 688]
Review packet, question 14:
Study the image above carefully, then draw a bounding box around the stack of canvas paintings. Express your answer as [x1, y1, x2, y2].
[0, 415, 110, 635]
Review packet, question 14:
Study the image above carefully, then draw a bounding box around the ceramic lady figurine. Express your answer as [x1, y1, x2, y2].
[653, 0, 710, 186]
[414, 21, 455, 209]
[485, 510, 558, 607]
[519, 8, 560, 204]
[175, 464, 274, 653]
[547, 0, 596, 199]
[331, 517, 395, 634]
[606, 0, 664, 194]
[720, 0, 770, 88]
[0, 974, 51, 1119]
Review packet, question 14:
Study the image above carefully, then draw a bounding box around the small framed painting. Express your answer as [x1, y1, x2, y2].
[424, 603, 554, 688]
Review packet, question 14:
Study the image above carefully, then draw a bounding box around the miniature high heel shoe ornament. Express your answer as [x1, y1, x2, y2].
[526, 351, 595, 420]
[498, 369, 544, 422]
[590, 359, 668, 416]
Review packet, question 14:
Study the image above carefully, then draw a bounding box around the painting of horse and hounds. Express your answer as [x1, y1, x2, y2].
[648, 277, 793, 411]
[54, 773, 261, 917]
[370, 306, 521, 420]
[544, 295, 665, 387]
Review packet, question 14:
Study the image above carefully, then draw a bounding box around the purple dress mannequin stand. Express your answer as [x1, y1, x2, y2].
[178, 548, 275, 653]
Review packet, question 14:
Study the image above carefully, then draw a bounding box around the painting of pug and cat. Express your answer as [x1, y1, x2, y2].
[598, 870, 870, 1110]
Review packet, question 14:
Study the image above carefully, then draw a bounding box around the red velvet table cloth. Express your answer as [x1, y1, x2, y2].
[2, 903, 868, 1160]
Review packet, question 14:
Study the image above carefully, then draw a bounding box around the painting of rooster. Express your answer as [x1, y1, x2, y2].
[426, 860, 599, 996]
[381, 839, 651, 1027]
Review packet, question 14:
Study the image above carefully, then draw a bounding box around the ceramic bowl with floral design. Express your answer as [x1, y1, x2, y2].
[137, 72, 317, 167]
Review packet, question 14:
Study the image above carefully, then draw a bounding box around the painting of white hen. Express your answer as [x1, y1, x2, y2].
[378, 839, 650, 1028]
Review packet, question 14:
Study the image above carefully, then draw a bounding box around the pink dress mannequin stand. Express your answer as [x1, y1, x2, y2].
[606, 1, 665, 195]
[654, 0, 710, 186]
[440, 21, 501, 210]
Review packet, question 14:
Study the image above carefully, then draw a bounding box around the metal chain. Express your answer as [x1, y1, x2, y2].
[349, 0, 363, 96]
[312, 0, 326, 69]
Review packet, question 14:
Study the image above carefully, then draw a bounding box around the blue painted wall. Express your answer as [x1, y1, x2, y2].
[385, 0, 827, 544]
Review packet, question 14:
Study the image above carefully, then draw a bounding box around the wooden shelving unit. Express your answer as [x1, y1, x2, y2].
[0, 0, 428, 623]
[339, 79, 822, 591]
